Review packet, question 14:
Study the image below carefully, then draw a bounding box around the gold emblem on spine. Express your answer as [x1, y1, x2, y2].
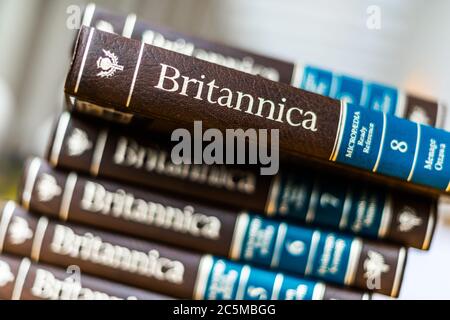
[96, 50, 124, 78]
[0, 260, 14, 287]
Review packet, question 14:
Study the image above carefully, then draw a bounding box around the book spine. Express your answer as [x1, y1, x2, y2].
[0, 202, 368, 300]
[0, 254, 170, 300]
[81, 4, 444, 127]
[295, 65, 445, 127]
[47, 112, 436, 249]
[65, 27, 450, 193]
[80, 4, 296, 84]
[20, 158, 406, 296]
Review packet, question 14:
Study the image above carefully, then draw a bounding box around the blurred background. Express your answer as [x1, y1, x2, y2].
[0, 0, 449, 299]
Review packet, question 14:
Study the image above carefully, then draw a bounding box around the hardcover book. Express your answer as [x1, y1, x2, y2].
[0, 254, 170, 300]
[65, 27, 450, 194]
[0, 201, 369, 300]
[45, 111, 437, 250]
[80, 4, 445, 127]
[18, 157, 407, 297]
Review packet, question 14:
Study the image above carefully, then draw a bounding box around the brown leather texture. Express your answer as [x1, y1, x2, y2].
[66, 26, 341, 162]
[46, 112, 437, 249]
[47, 111, 272, 213]
[17, 158, 407, 296]
[0, 203, 202, 299]
[84, 7, 296, 84]
[19, 157, 239, 256]
[0, 254, 171, 300]
[0, 202, 369, 300]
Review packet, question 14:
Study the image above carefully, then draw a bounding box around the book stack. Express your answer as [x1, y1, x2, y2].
[0, 4, 447, 300]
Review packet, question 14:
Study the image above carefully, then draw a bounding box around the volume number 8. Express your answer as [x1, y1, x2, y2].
[390, 140, 408, 153]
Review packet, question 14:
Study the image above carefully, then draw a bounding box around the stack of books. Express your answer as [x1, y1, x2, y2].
[0, 4, 447, 300]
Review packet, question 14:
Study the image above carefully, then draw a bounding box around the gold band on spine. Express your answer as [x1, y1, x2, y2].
[81, 3, 96, 27]
[21, 158, 42, 211]
[193, 255, 214, 300]
[270, 274, 284, 300]
[122, 14, 137, 38]
[312, 283, 326, 300]
[362, 293, 371, 300]
[343, 238, 363, 286]
[90, 130, 108, 176]
[329, 75, 339, 98]
[290, 62, 304, 87]
[11, 258, 31, 300]
[235, 265, 251, 300]
[407, 123, 421, 181]
[50, 112, 71, 166]
[422, 203, 436, 250]
[0, 201, 15, 253]
[270, 223, 287, 268]
[395, 90, 407, 119]
[378, 193, 393, 238]
[304, 231, 321, 276]
[126, 42, 145, 107]
[229, 213, 250, 259]
[59, 173, 78, 221]
[436, 100, 446, 128]
[446, 181, 450, 192]
[338, 187, 353, 230]
[74, 28, 95, 94]
[329, 100, 348, 161]
[391, 247, 407, 297]
[305, 180, 320, 223]
[265, 175, 280, 216]
[372, 112, 386, 172]
[31, 217, 49, 262]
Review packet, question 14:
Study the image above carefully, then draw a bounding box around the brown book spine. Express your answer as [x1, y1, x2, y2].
[19, 158, 407, 296]
[65, 27, 450, 194]
[0, 254, 170, 300]
[0, 202, 369, 300]
[80, 4, 445, 128]
[47, 112, 436, 250]
[80, 4, 296, 84]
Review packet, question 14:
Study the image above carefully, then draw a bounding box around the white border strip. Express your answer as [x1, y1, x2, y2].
[338, 187, 352, 230]
[0, 201, 15, 253]
[265, 175, 281, 216]
[229, 213, 250, 259]
[81, 3, 96, 27]
[372, 112, 387, 172]
[235, 265, 251, 300]
[329, 100, 348, 161]
[90, 130, 108, 176]
[344, 238, 362, 285]
[304, 231, 321, 275]
[422, 203, 436, 250]
[49, 112, 71, 166]
[395, 90, 407, 118]
[74, 28, 95, 94]
[122, 14, 137, 38]
[270, 274, 284, 300]
[59, 173, 78, 221]
[11, 258, 31, 300]
[21, 158, 42, 210]
[312, 283, 326, 300]
[391, 247, 407, 297]
[193, 255, 214, 300]
[126, 42, 145, 107]
[31, 217, 49, 262]
[378, 194, 392, 238]
[270, 223, 287, 268]
[290, 62, 304, 87]
[407, 123, 421, 181]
